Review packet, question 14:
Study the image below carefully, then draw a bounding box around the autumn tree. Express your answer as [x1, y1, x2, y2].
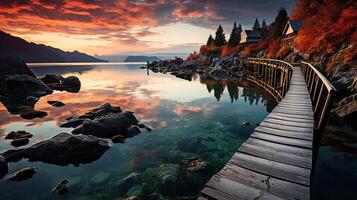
[214, 25, 226, 47]
[228, 22, 241, 46]
[270, 7, 288, 39]
[206, 35, 215, 46]
[253, 18, 261, 31]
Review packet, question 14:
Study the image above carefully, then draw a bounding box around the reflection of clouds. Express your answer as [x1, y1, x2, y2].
[174, 105, 202, 116]
[174, 103, 221, 117]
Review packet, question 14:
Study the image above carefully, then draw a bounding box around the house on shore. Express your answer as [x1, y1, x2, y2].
[282, 20, 303, 45]
[240, 30, 261, 44]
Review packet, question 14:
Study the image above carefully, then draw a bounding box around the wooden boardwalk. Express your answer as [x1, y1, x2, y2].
[200, 65, 314, 200]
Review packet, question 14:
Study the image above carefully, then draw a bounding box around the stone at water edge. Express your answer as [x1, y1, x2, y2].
[112, 134, 125, 143]
[11, 137, 29, 147]
[20, 110, 47, 120]
[0, 156, 8, 179]
[5, 130, 33, 140]
[60, 118, 88, 128]
[52, 179, 69, 194]
[7, 167, 37, 181]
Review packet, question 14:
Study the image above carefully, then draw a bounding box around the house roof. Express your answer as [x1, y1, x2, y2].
[283, 20, 303, 35]
[243, 30, 261, 38]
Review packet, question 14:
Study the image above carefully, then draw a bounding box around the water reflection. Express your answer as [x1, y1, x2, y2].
[0, 63, 275, 200]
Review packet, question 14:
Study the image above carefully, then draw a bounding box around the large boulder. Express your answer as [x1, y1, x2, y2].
[209, 63, 228, 79]
[74, 112, 139, 138]
[0, 74, 53, 98]
[333, 93, 357, 118]
[0, 57, 35, 77]
[2, 133, 110, 166]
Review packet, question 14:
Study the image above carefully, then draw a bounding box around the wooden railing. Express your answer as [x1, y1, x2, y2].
[300, 62, 336, 132]
[242, 58, 293, 102]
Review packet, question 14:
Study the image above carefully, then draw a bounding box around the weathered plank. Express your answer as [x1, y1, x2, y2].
[218, 164, 310, 200]
[229, 153, 310, 185]
[252, 131, 312, 149]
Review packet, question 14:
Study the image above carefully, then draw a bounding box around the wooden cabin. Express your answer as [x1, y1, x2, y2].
[282, 20, 303, 45]
[240, 30, 261, 44]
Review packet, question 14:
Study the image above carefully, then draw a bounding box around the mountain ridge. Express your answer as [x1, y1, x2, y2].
[0, 30, 106, 63]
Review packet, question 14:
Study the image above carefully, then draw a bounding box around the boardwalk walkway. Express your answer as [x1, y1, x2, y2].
[200, 65, 314, 200]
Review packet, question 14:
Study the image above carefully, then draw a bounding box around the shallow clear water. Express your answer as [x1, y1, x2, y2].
[1, 63, 356, 200]
[0, 63, 276, 199]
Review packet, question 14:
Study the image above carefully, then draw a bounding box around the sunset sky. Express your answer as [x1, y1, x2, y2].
[0, 0, 296, 55]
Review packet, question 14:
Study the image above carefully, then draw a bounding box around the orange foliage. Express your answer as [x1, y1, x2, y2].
[220, 44, 245, 57]
[294, 0, 356, 55]
[276, 44, 291, 59]
[187, 51, 199, 61]
[266, 40, 281, 58]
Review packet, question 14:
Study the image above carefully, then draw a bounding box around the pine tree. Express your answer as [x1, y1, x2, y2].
[253, 18, 261, 31]
[228, 22, 239, 46]
[206, 35, 215, 46]
[237, 24, 242, 43]
[260, 19, 268, 36]
[214, 25, 226, 47]
[271, 7, 288, 39]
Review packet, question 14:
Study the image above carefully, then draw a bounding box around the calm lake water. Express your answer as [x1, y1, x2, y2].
[0, 63, 356, 199]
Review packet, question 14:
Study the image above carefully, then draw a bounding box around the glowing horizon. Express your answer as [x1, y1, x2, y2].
[0, 0, 296, 56]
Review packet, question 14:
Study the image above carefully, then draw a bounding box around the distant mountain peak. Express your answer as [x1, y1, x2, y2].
[0, 30, 106, 63]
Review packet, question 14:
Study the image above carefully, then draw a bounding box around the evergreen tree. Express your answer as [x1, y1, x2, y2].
[228, 22, 239, 46]
[214, 25, 226, 47]
[271, 7, 288, 39]
[237, 24, 242, 43]
[260, 19, 268, 36]
[206, 35, 215, 46]
[253, 18, 261, 31]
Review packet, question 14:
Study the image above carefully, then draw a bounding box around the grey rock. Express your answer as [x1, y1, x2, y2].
[5, 130, 33, 140]
[182, 157, 208, 171]
[60, 118, 87, 128]
[11, 137, 29, 147]
[5, 133, 110, 166]
[7, 167, 37, 181]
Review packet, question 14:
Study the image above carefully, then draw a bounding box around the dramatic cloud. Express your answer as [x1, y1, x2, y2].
[0, 0, 296, 55]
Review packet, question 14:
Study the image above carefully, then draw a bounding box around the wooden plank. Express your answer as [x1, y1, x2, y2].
[251, 131, 312, 149]
[238, 142, 311, 168]
[218, 163, 310, 200]
[258, 121, 313, 134]
[245, 138, 312, 158]
[197, 197, 208, 200]
[201, 186, 238, 200]
[273, 109, 314, 116]
[206, 175, 284, 200]
[255, 125, 313, 141]
[264, 118, 313, 128]
[270, 112, 313, 121]
[230, 153, 310, 185]
[266, 114, 314, 124]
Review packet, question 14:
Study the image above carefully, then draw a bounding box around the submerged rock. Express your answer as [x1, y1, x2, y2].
[52, 179, 69, 194]
[5, 130, 33, 140]
[11, 137, 29, 147]
[112, 134, 125, 143]
[7, 167, 37, 181]
[182, 157, 208, 171]
[47, 101, 65, 107]
[0, 156, 8, 179]
[157, 164, 180, 186]
[242, 121, 250, 126]
[40, 74, 64, 84]
[117, 173, 142, 195]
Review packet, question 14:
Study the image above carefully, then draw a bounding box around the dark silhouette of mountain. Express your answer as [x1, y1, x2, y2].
[0, 30, 106, 63]
[124, 55, 160, 62]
